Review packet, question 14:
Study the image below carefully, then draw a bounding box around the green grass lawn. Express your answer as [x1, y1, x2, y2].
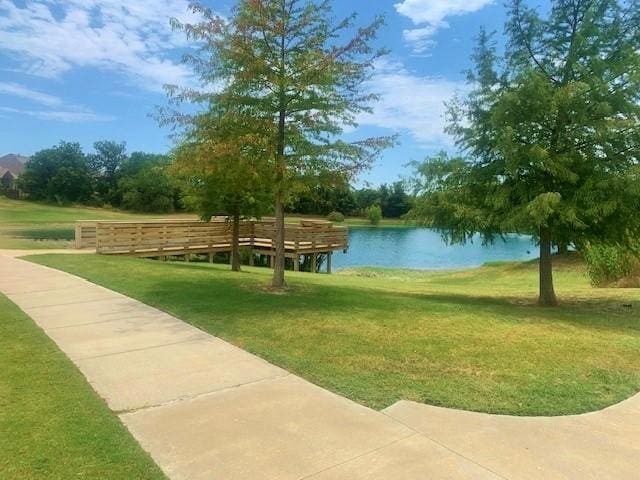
[0, 197, 196, 249]
[0, 293, 166, 480]
[28, 253, 640, 416]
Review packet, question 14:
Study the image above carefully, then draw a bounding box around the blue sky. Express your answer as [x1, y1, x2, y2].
[0, 0, 512, 185]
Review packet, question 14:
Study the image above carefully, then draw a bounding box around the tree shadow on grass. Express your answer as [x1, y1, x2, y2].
[27, 254, 639, 336]
[131, 263, 640, 336]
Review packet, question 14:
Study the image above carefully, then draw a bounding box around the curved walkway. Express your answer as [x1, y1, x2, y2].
[1, 251, 638, 479]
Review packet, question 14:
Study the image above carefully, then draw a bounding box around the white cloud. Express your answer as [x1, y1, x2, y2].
[357, 60, 466, 148]
[0, 106, 115, 122]
[0, 81, 63, 107]
[0, 82, 115, 122]
[395, 0, 494, 52]
[0, 0, 197, 91]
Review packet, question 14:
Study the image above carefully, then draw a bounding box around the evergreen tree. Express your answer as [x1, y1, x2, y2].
[412, 1, 640, 306]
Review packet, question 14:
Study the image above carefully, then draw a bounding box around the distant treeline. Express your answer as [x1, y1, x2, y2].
[18, 141, 180, 213]
[17, 140, 413, 218]
[288, 180, 413, 219]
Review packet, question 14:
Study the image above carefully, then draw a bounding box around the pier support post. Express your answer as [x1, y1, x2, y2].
[294, 254, 300, 272]
[327, 252, 332, 274]
[311, 253, 317, 273]
[75, 223, 82, 249]
[208, 252, 214, 263]
[249, 251, 255, 266]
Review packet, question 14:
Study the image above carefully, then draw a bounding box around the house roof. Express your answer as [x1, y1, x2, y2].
[0, 167, 17, 179]
[0, 154, 28, 176]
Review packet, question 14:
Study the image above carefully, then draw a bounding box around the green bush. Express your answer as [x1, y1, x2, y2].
[327, 211, 345, 222]
[366, 205, 382, 226]
[584, 243, 638, 287]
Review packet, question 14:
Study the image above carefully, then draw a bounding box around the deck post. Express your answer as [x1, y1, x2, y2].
[74, 223, 82, 249]
[327, 251, 332, 274]
[208, 252, 214, 263]
[185, 253, 191, 262]
[249, 251, 255, 266]
[311, 252, 317, 273]
[294, 254, 300, 272]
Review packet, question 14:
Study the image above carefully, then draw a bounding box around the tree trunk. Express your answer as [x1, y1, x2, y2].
[539, 226, 558, 306]
[231, 212, 241, 272]
[556, 242, 568, 255]
[272, 10, 287, 289]
[271, 106, 287, 288]
[272, 192, 286, 287]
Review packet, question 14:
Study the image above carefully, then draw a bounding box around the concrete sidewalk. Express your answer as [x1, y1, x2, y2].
[1, 252, 638, 479]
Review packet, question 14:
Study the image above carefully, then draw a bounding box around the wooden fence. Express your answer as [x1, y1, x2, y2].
[75, 219, 348, 273]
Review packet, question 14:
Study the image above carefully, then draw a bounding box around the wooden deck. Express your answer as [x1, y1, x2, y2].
[75, 219, 348, 273]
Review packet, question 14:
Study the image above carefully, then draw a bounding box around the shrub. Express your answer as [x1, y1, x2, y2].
[584, 243, 639, 287]
[366, 205, 382, 226]
[327, 211, 345, 222]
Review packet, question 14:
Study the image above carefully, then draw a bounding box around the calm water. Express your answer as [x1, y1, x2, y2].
[331, 227, 537, 270]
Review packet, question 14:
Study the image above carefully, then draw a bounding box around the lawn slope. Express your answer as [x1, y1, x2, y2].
[28, 253, 640, 416]
[0, 293, 166, 480]
[0, 197, 194, 249]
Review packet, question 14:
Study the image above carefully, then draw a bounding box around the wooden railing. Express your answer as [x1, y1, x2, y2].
[75, 221, 98, 249]
[253, 221, 348, 252]
[76, 219, 348, 258]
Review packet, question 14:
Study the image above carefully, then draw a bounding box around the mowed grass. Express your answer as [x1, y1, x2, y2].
[0, 197, 195, 249]
[28, 253, 640, 416]
[0, 293, 166, 480]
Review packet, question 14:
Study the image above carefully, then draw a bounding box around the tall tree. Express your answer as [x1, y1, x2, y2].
[380, 181, 412, 218]
[173, 111, 275, 272]
[19, 141, 93, 203]
[87, 140, 127, 206]
[411, 1, 640, 306]
[168, 1, 393, 288]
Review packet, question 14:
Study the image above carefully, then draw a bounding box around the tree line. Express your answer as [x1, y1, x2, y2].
[16, 139, 412, 219]
[18, 141, 180, 213]
[288, 180, 413, 219]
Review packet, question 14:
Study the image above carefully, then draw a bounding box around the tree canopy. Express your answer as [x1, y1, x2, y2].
[173, 110, 275, 271]
[18, 142, 93, 204]
[411, 0, 640, 306]
[87, 140, 127, 206]
[18, 141, 179, 213]
[167, 0, 394, 287]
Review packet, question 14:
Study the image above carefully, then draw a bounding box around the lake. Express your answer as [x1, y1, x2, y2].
[331, 227, 537, 270]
